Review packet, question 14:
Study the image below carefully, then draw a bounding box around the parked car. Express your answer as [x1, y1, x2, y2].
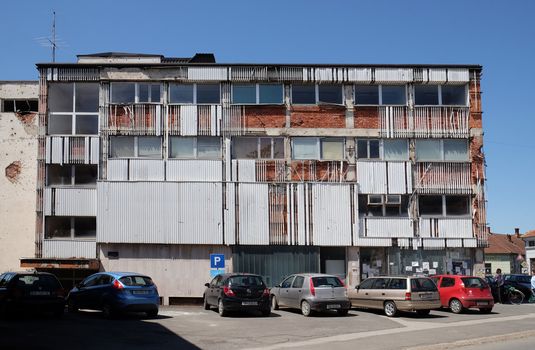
[203, 273, 270, 317]
[484, 275, 499, 302]
[430, 275, 494, 314]
[349, 276, 441, 317]
[270, 273, 350, 317]
[503, 274, 533, 301]
[0, 271, 65, 318]
[67, 272, 159, 318]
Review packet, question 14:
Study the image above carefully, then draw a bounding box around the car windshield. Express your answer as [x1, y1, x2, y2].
[312, 276, 343, 288]
[461, 277, 487, 288]
[227, 276, 264, 287]
[411, 278, 437, 292]
[119, 276, 154, 286]
[14, 274, 61, 290]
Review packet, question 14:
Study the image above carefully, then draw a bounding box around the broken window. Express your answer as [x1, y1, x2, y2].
[1, 99, 38, 113]
[46, 165, 97, 186]
[168, 137, 221, 159]
[318, 85, 343, 104]
[414, 85, 439, 105]
[359, 194, 409, 217]
[441, 85, 466, 105]
[74, 165, 98, 185]
[292, 85, 316, 104]
[259, 84, 283, 104]
[419, 195, 470, 216]
[232, 137, 284, 159]
[45, 216, 96, 239]
[47, 165, 73, 186]
[415, 139, 468, 161]
[169, 84, 194, 104]
[196, 84, 220, 104]
[355, 85, 379, 105]
[48, 82, 99, 135]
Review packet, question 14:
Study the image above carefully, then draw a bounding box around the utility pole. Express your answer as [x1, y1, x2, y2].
[50, 11, 56, 62]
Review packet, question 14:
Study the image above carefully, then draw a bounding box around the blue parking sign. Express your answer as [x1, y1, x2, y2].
[210, 254, 225, 269]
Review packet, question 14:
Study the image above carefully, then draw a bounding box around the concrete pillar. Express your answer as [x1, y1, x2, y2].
[346, 246, 360, 288]
[162, 296, 170, 306]
[473, 247, 486, 278]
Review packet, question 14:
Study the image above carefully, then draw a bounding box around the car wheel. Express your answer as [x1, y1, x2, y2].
[102, 303, 115, 319]
[271, 296, 279, 310]
[301, 300, 312, 317]
[203, 295, 210, 310]
[479, 308, 492, 314]
[384, 301, 398, 317]
[337, 309, 349, 316]
[218, 299, 227, 317]
[146, 309, 158, 318]
[416, 309, 430, 316]
[449, 298, 464, 314]
[67, 299, 78, 313]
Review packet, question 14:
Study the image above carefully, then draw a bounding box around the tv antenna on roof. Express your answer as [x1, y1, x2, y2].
[35, 11, 67, 62]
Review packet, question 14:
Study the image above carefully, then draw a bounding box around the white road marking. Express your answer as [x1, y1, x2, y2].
[245, 313, 535, 350]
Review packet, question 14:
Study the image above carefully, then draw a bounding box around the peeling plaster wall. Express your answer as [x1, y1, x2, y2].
[0, 82, 38, 271]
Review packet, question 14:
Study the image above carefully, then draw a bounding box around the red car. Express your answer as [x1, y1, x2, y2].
[430, 275, 494, 314]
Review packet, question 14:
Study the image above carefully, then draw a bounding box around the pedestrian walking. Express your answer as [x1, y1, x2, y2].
[531, 270, 535, 299]
[494, 268, 504, 303]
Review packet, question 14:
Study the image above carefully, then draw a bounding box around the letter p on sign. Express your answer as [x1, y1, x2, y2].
[210, 254, 225, 269]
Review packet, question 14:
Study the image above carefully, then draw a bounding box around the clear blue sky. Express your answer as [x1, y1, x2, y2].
[2, 0, 534, 234]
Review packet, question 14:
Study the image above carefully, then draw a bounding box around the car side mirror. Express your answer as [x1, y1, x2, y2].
[204, 283, 210, 288]
[355, 285, 360, 290]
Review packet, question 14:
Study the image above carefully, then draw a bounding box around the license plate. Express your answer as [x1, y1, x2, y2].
[132, 290, 149, 295]
[326, 304, 341, 309]
[30, 291, 50, 296]
[242, 301, 258, 306]
[419, 293, 433, 300]
[477, 301, 488, 306]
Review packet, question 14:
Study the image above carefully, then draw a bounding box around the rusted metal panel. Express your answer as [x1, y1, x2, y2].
[54, 188, 97, 216]
[311, 184, 352, 246]
[387, 162, 411, 194]
[360, 217, 413, 238]
[187, 67, 228, 81]
[107, 159, 128, 180]
[166, 160, 222, 181]
[97, 182, 223, 244]
[42, 240, 97, 259]
[357, 161, 387, 194]
[129, 159, 165, 181]
[238, 183, 269, 245]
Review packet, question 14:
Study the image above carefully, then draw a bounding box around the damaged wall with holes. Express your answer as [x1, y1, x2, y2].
[0, 81, 38, 271]
[33, 57, 488, 299]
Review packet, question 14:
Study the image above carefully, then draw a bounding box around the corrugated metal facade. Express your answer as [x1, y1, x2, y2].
[238, 183, 269, 245]
[387, 162, 412, 194]
[357, 161, 387, 194]
[179, 105, 198, 136]
[419, 218, 473, 238]
[45, 136, 99, 164]
[166, 160, 222, 181]
[361, 217, 413, 238]
[97, 182, 223, 244]
[129, 159, 165, 181]
[42, 240, 96, 259]
[187, 67, 228, 81]
[54, 188, 97, 216]
[311, 184, 352, 246]
[232, 160, 256, 182]
[107, 159, 128, 181]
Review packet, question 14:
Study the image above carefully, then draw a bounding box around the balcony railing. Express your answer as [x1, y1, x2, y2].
[359, 217, 414, 238]
[168, 105, 221, 136]
[415, 162, 471, 194]
[103, 104, 162, 135]
[418, 217, 473, 239]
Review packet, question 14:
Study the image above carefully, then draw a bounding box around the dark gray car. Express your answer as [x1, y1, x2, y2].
[270, 273, 350, 316]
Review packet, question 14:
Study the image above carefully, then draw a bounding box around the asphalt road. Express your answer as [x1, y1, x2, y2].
[1, 303, 534, 350]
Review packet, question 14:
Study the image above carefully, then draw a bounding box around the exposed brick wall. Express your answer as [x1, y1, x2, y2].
[290, 160, 349, 181]
[469, 78, 483, 129]
[244, 106, 286, 128]
[290, 105, 345, 128]
[354, 106, 379, 129]
[470, 135, 485, 184]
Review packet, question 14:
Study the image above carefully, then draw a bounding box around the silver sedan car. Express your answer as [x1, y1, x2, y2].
[270, 273, 350, 316]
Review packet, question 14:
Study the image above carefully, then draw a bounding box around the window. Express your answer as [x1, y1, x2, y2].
[383, 140, 409, 161]
[48, 83, 99, 135]
[231, 84, 284, 104]
[371, 278, 388, 289]
[528, 241, 535, 247]
[232, 137, 284, 159]
[46, 165, 97, 186]
[196, 84, 220, 104]
[1, 99, 38, 113]
[169, 84, 194, 104]
[280, 276, 295, 288]
[318, 85, 343, 104]
[388, 278, 407, 290]
[292, 85, 316, 104]
[354, 85, 406, 105]
[109, 136, 162, 158]
[415, 139, 468, 161]
[169, 137, 221, 159]
[45, 216, 96, 239]
[357, 139, 380, 159]
[359, 195, 409, 217]
[440, 277, 456, 288]
[312, 276, 343, 287]
[358, 278, 374, 289]
[292, 138, 344, 160]
[411, 278, 438, 292]
[414, 85, 467, 106]
[292, 276, 305, 288]
[169, 84, 220, 104]
[461, 277, 486, 288]
[110, 82, 161, 104]
[419, 195, 470, 216]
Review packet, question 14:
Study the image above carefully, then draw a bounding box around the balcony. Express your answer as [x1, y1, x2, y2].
[380, 106, 469, 138]
[415, 162, 471, 194]
[43, 187, 97, 216]
[418, 217, 473, 239]
[168, 105, 221, 136]
[359, 217, 414, 238]
[45, 136, 99, 164]
[42, 240, 96, 259]
[103, 104, 162, 135]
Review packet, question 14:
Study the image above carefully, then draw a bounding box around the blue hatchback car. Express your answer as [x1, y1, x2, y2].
[67, 272, 159, 318]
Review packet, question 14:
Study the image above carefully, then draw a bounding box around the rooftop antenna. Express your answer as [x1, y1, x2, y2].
[35, 11, 67, 62]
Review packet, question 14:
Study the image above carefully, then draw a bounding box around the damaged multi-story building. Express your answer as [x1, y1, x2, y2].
[21, 52, 488, 303]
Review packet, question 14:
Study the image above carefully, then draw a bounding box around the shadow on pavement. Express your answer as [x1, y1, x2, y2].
[275, 307, 357, 317]
[351, 307, 449, 319]
[0, 311, 200, 350]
